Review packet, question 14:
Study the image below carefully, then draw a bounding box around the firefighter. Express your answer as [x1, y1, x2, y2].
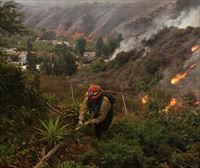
[78, 84, 115, 139]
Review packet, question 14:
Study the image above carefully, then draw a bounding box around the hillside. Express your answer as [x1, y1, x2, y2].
[69, 26, 200, 104]
[17, 0, 200, 38]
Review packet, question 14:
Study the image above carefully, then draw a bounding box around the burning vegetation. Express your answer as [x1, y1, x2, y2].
[163, 98, 177, 112]
[191, 44, 200, 53]
[171, 64, 197, 85]
[141, 95, 148, 104]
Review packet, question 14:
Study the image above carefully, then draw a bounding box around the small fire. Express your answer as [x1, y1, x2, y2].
[164, 98, 177, 112]
[171, 64, 197, 85]
[191, 44, 200, 53]
[142, 95, 148, 104]
[171, 72, 187, 85]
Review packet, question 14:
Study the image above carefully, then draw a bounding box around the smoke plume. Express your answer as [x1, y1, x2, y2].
[112, 4, 200, 59]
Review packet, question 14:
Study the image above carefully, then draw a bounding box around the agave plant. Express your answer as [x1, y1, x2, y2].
[36, 116, 69, 146]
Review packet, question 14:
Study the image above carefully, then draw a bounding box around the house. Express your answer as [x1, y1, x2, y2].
[18, 51, 27, 65]
[51, 40, 70, 46]
[83, 52, 96, 60]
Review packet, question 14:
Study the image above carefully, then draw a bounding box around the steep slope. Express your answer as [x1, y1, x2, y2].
[70, 27, 200, 101]
[18, 0, 180, 37]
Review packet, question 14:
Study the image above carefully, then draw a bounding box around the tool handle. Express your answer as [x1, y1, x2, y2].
[75, 120, 90, 131]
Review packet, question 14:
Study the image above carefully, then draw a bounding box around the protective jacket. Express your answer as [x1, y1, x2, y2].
[79, 95, 111, 124]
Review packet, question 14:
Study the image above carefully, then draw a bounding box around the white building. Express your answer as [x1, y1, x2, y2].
[18, 51, 27, 65]
[83, 51, 96, 60]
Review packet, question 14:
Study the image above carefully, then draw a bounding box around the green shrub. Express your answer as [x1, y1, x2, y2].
[90, 109, 200, 167]
[0, 144, 15, 165]
[62, 102, 81, 127]
[173, 30, 185, 38]
[110, 49, 140, 69]
[45, 95, 59, 106]
[171, 152, 183, 166]
[80, 151, 97, 165]
[114, 51, 131, 68]
[98, 137, 145, 168]
[36, 116, 70, 146]
[91, 59, 106, 73]
[137, 80, 149, 92]
[138, 118, 169, 156]
[94, 119, 163, 167]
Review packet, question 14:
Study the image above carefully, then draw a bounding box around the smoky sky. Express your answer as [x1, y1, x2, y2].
[5, 0, 142, 3]
[3, 0, 154, 5]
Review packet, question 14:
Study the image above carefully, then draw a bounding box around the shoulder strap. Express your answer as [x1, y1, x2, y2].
[103, 92, 115, 105]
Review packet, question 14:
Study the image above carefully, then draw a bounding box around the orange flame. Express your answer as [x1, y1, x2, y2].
[191, 44, 200, 53]
[142, 95, 148, 104]
[171, 64, 197, 85]
[164, 98, 177, 112]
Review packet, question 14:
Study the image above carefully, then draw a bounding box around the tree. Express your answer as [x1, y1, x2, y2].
[91, 58, 106, 73]
[53, 44, 77, 76]
[75, 37, 86, 56]
[41, 31, 56, 40]
[117, 33, 123, 43]
[107, 39, 118, 54]
[102, 34, 123, 57]
[40, 56, 54, 75]
[0, 1, 26, 35]
[0, 0, 27, 62]
[26, 41, 37, 71]
[95, 36, 104, 56]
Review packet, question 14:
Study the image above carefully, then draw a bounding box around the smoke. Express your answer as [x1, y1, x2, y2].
[111, 5, 200, 60]
[166, 7, 200, 28]
[110, 37, 140, 60]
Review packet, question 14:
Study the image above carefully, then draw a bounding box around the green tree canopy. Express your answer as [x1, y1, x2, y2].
[95, 36, 104, 56]
[117, 33, 123, 43]
[75, 37, 86, 56]
[101, 34, 123, 57]
[41, 31, 56, 40]
[0, 0, 27, 62]
[0, 1, 27, 35]
[53, 44, 77, 76]
[26, 40, 37, 71]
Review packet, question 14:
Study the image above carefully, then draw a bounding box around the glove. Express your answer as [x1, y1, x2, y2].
[78, 119, 83, 125]
[89, 119, 98, 125]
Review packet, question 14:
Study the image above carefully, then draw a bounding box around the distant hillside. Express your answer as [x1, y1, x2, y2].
[16, 0, 181, 37]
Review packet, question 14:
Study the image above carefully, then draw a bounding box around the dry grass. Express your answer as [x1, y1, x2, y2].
[40, 75, 66, 96]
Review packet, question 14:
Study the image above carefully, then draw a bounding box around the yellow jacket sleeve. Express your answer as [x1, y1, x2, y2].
[79, 97, 88, 121]
[96, 96, 111, 124]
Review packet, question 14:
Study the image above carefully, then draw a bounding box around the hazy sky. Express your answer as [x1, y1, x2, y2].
[3, 0, 144, 4]
[1, 0, 150, 7]
[2, 0, 108, 7]
[5, 0, 138, 3]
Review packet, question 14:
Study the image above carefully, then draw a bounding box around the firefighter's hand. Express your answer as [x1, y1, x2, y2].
[78, 119, 83, 125]
[89, 119, 98, 125]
